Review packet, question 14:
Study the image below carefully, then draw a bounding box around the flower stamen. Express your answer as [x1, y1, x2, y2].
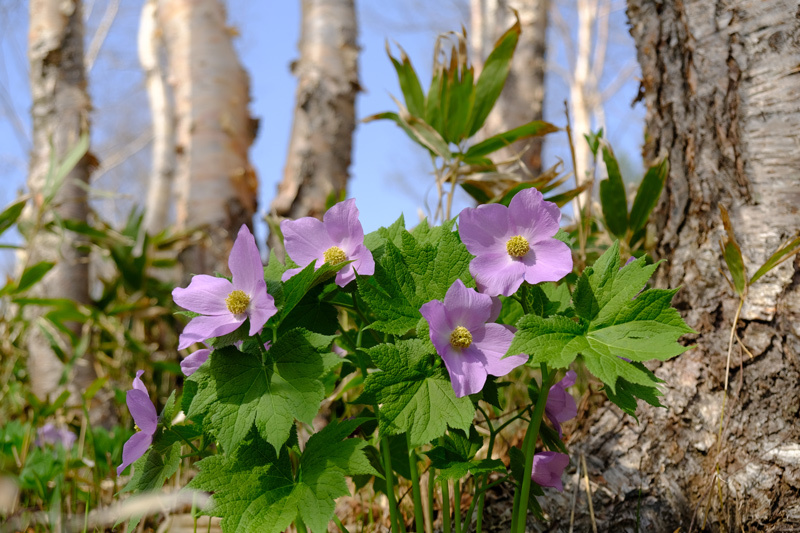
[506, 235, 530, 258]
[225, 290, 250, 315]
[323, 246, 347, 265]
[450, 326, 473, 349]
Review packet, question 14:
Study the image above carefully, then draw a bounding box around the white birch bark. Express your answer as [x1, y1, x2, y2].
[158, 0, 258, 274]
[270, 0, 359, 253]
[139, 0, 175, 235]
[26, 0, 94, 400]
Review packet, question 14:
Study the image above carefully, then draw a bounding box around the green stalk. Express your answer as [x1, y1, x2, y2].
[513, 363, 554, 533]
[407, 434, 426, 533]
[296, 518, 308, 533]
[441, 477, 452, 533]
[381, 436, 404, 533]
[453, 480, 462, 533]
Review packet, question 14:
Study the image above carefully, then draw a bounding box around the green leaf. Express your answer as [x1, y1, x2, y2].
[44, 132, 90, 205]
[468, 15, 520, 136]
[191, 420, 377, 533]
[355, 340, 475, 447]
[718, 204, 747, 296]
[508, 315, 584, 369]
[122, 441, 181, 495]
[750, 235, 800, 285]
[187, 329, 334, 452]
[363, 214, 406, 259]
[275, 259, 347, 325]
[387, 42, 425, 117]
[629, 155, 668, 232]
[358, 222, 473, 335]
[0, 197, 27, 238]
[13, 261, 55, 294]
[465, 121, 559, 159]
[602, 371, 665, 421]
[443, 57, 475, 143]
[599, 145, 629, 239]
[424, 427, 505, 481]
[584, 128, 603, 158]
[509, 245, 694, 410]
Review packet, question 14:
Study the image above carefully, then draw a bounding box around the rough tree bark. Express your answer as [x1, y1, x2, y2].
[470, 0, 549, 175]
[270, 0, 359, 254]
[158, 0, 258, 275]
[139, 0, 175, 235]
[25, 0, 95, 401]
[534, 1, 800, 531]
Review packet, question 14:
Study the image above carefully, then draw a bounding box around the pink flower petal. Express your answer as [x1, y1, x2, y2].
[509, 188, 561, 241]
[172, 275, 232, 315]
[336, 243, 374, 286]
[229, 225, 264, 296]
[470, 324, 527, 376]
[458, 203, 511, 256]
[248, 281, 277, 335]
[442, 279, 495, 329]
[117, 431, 153, 475]
[178, 314, 244, 350]
[440, 346, 488, 398]
[419, 299, 453, 356]
[531, 451, 569, 491]
[281, 217, 331, 268]
[521, 239, 573, 285]
[181, 348, 211, 376]
[470, 253, 526, 297]
[281, 267, 304, 282]
[132, 370, 147, 394]
[126, 389, 157, 434]
[323, 199, 364, 251]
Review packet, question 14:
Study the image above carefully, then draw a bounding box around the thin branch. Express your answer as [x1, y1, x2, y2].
[85, 0, 121, 72]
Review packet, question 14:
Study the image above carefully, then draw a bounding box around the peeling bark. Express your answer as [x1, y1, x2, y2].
[158, 0, 258, 275]
[270, 0, 359, 254]
[471, 0, 549, 175]
[531, 1, 800, 531]
[25, 0, 95, 401]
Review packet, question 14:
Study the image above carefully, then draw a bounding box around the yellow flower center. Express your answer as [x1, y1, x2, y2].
[225, 290, 250, 315]
[506, 235, 530, 258]
[323, 246, 347, 265]
[449, 326, 473, 349]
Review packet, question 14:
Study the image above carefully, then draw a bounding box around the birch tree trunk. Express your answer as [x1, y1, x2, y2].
[270, 0, 359, 253]
[533, 1, 800, 530]
[158, 0, 258, 274]
[470, 0, 549, 175]
[25, 0, 95, 401]
[139, 0, 175, 235]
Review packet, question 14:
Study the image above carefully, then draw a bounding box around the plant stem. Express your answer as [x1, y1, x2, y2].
[407, 434, 426, 533]
[333, 515, 351, 533]
[381, 436, 404, 533]
[453, 480, 462, 533]
[441, 476, 452, 533]
[513, 363, 554, 533]
[295, 518, 308, 533]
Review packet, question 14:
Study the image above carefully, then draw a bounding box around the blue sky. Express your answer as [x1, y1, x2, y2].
[0, 0, 643, 270]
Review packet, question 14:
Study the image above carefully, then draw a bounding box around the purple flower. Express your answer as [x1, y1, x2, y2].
[36, 423, 76, 450]
[545, 370, 577, 438]
[419, 279, 528, 397]
[531, 451, 570, 491]
[173, 225, 277, 350]
[281, 199, 375, 287]
[181, 346, 211, 377]
[117, 371, 158, 475]
[458, 188, 573, 296]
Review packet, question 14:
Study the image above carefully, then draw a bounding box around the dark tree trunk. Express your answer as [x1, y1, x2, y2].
[531, 1, 800, 531]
